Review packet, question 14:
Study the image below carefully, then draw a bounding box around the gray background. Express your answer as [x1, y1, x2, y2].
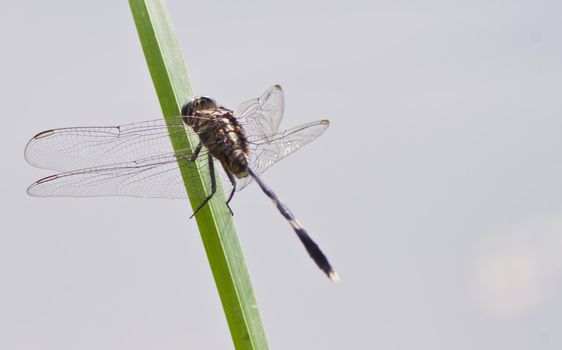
[1, 0, 561, 349]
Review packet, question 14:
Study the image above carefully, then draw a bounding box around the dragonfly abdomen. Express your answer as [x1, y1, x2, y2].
[212, 125, 250, 178]
[219, 149, 249, 178]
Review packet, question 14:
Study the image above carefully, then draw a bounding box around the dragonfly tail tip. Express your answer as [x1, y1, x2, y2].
[328, 271, 340, 282]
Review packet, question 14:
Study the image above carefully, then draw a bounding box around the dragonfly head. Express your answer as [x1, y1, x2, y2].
[181, 96, 218, 116]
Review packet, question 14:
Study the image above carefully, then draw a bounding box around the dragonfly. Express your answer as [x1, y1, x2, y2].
[25, 85, 338, 281]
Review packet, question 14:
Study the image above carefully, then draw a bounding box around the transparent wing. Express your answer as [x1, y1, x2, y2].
[237, 120, 330, 190]
[28, 153, 191, 199]
[25, 117, 188, 172]
[27, 120, 330, 197]
[25, 85, 284, 172]
[236, 85, 284, 136]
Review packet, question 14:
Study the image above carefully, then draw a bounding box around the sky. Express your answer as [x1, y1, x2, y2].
[1, 0, 562, 349]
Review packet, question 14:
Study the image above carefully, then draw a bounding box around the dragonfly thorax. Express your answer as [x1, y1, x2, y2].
[183, 104, 250, 179]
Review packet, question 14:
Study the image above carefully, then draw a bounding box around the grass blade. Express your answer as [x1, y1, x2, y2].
[128, 1, 269, 348]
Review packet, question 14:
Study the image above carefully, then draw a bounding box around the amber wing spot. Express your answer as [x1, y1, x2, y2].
[33, 130, 55, 140]
[36, 174, 59, 184]
[27, 175, 60, 196]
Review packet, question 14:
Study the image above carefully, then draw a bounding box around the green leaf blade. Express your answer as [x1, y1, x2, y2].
[128, 1, 269, 349]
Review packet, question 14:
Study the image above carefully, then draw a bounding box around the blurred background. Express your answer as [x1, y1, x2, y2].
[1, 0, 561, 349]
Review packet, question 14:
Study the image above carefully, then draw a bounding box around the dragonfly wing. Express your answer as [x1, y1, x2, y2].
[26, 120, 329, 199]
[237, 120, 330, 190]
[236, 85, 284, 135]
[27, 154, 185, 198]
[24, 117, 197, 172]
[26, 151, 229, 200]
[26, 85, 284, 172]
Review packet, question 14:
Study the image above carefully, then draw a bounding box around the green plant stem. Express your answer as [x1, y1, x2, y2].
[128, 1, 269, 348]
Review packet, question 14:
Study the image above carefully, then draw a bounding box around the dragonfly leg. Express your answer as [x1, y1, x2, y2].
[225, 171, 236, 216]
[177, 142, 202, 165]
[189, 142, 203, 162]
[189, 153, 217, 219]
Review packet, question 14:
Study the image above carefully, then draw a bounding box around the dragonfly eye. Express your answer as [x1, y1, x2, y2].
[181, 101, 195, 116]
[181, 96, 217, 116]
[196, 96, 217, 110]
